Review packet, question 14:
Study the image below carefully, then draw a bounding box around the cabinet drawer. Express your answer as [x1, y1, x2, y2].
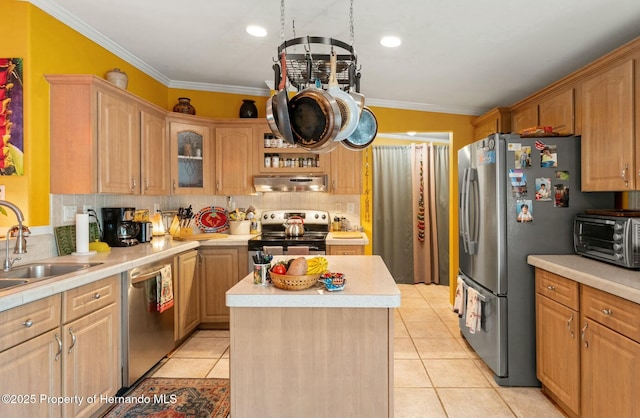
[581, 285, 640, 344]
[62, 275, 119, 323]
[535, 268, 579, 310]
[0, 294, 61, 352]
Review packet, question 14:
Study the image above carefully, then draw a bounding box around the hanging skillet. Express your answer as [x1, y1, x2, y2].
[289, 87, 341, 150]
[327, 50, 360, 141]
[275, 52, 295, 145]
[266, 62, 281, 137]
[341, 106, 377, 150]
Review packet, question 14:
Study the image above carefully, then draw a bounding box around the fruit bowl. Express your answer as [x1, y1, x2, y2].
[319, 272, 346, 291]
[269, 271, 321, 291]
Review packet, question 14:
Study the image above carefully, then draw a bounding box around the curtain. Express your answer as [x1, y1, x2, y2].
[373, 144, 449, 285]
[372, 146, 414, 283]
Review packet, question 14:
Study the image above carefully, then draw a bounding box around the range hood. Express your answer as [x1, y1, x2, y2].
[253, 175, 328, 192]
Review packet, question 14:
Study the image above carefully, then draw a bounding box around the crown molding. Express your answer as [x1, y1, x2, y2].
[26, 0, 484, 116]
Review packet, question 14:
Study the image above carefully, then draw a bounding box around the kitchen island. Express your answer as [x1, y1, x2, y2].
[226, 255, 400, 418]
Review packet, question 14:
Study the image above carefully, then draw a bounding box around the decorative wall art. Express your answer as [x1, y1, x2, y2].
[0, 58, 23, 176]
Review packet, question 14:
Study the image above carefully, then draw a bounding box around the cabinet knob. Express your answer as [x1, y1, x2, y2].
[22, 319, 33, 328]
[93, 293, 101, 299]
[601, 308, 613, 316]
[546, 285, 556, 291]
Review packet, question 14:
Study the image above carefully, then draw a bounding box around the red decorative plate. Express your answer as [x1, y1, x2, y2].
[195, 206, 229, 233]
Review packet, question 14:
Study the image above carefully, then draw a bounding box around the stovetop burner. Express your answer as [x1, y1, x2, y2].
[248, 209, 330, 252]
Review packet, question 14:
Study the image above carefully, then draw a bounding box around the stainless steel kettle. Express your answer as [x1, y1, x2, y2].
[283, 216, 305, 237]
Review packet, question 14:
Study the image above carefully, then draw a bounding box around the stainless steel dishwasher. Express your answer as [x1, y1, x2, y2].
[122, 258, 175, 388]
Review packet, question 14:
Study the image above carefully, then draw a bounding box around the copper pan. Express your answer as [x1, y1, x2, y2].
[289, 87, 341, 149]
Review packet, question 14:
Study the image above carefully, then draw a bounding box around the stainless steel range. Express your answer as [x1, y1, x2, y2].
[248, 209, 330, 272]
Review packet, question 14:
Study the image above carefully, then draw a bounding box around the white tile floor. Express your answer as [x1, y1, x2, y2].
[152, 283, 566, 417]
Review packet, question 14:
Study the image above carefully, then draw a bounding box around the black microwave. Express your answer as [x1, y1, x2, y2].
[574, 213, 640, 269]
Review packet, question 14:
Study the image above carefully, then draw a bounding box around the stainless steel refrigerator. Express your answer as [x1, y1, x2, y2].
[457, 134, 612, 386]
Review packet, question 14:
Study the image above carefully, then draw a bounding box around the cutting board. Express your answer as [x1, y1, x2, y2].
[331, 231, 363, 239]
[173, 233, 229, 241]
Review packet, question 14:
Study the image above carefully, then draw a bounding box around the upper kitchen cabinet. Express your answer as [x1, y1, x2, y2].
[329, 145, 363, 194]
[471, 107, 510, 140]
[46, 75, 169, 195]
[579, 59, 634, 191]
[169, 115, 215, 195]
[140, 106, 170, 195]
[510, 88, 575, 135]
[214, 119, 260, 195]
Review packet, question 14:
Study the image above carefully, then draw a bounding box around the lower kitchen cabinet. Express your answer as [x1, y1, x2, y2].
[199, 246, 248, 326]
[327, 245, 364, 255]
[535, 267, 640, 417]
[62, 303, 119, 418]
[61, 275, 120, 418]
[0, 328, 62, 417]
[175, 249, 200, 341]
[580, 285, 640, 417]
[0, 294, 62, 417]
[535, 269, 580, 416]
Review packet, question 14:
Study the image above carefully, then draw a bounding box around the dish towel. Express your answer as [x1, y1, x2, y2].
[465, 287, 482, 334]
[453, 277, 464, 318]
[156, 264, 174, 313]
[287, 246, 309, 255]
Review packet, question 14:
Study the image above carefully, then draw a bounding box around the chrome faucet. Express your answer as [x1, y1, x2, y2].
[0, 200, 30, 271]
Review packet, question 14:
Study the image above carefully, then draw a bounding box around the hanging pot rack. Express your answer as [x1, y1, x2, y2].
[273, 36, 360, 92]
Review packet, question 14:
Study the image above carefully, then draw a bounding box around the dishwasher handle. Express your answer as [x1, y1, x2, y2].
[130, 264, 172, 285]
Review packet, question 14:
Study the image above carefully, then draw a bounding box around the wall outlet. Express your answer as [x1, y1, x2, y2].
[0, 185, 4, 200]
[346, 203, 355, 214]
[83, 204, 93, 214]
[153, 203, 161, 214]
[63, 205, 77, 222]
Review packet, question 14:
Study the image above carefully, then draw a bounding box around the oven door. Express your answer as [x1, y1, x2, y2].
[574, 216, 623, 264]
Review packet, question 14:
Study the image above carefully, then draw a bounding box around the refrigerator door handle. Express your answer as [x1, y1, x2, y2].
[460, 167, 470, 253]
[467, 168, 479, 255]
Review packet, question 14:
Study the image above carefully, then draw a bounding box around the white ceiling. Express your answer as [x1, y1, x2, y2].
[28, 0, 640, 116]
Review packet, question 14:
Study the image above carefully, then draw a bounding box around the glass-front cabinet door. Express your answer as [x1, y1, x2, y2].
[169, 117, 214, 194]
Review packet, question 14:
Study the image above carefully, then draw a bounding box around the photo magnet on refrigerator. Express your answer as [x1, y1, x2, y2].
[516, 199, 534, 222]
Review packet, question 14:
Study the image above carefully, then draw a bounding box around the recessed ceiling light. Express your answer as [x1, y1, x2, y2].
[380, 36, 401, 48]
[246, 25, 267, 37]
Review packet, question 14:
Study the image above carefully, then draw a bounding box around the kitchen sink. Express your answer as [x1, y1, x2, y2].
[0, 262, 103, 280]
[0, 278, 29, 290]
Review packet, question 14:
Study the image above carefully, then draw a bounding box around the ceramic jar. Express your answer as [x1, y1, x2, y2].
[239, 99, 258, 118]
[173, 97, 196, 115]
[105, 68, 128, 89]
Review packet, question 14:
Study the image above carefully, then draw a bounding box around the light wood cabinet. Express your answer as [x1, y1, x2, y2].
[510, 104, 538, 135]
[580, 314, 640, 417]
[579, 59, 634, 191]
[534, 268, 640, 417]
[62, 304, 119, 418]
[175, 249, 200, 340]
[46, 74, 170, 195]
[538, 88, 574, 135]
[169, 116, 215, 194]
[140, 106, 170, 195]
[0, 329, 62, 418]
[0, 294, 63, 417]
[61, 275, 120, 418]
[510, 88, 575, 135]
[199, 246, 248, 325]
[471, 107, 510, 140]
[328, 245, 364, 255]
[214, 121, 257, 195]
[535, 269, 580, 416]
[329, 145, 363, 194]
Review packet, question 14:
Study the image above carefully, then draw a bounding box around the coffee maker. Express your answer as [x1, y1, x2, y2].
[102, 207, 140, 247]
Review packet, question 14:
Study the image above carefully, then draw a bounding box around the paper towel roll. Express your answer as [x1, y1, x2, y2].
[75, 213, 90, 254]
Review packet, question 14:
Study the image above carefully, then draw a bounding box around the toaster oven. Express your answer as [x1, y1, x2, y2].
[574, 212, 640, 269]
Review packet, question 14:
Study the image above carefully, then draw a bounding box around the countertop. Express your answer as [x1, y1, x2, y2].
[226, 255, 400, 308]
[527, 254, 640, 304]
[0, 236, 198, 312]
[325, 231, 369, 246]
